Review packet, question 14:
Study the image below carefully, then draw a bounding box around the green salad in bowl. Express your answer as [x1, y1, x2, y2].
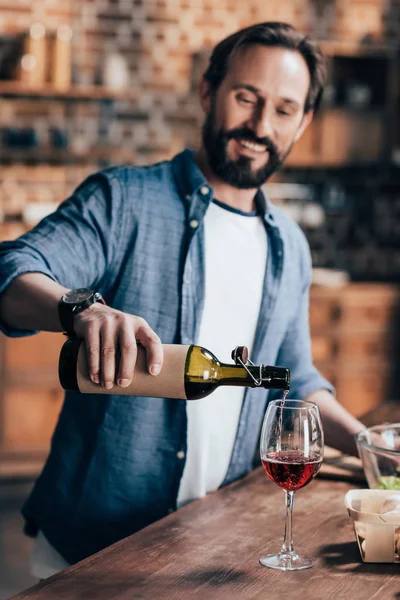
[377, 476, 400, 490]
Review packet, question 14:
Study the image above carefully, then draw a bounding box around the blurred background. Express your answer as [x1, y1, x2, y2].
[0, 0, 399, 597]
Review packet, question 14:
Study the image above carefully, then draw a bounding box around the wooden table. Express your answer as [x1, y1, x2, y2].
[11, 467, 400, 599]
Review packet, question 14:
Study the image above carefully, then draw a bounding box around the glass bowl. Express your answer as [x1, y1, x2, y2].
[356, 424, 400, 490]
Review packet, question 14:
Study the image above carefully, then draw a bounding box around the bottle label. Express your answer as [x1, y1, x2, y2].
[76, 343, 190, 399]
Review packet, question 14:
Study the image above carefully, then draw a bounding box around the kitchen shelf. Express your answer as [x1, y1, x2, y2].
[0, 81, 138, 101]
[0, 147, 135, 164]
[319, 40, 397, 58]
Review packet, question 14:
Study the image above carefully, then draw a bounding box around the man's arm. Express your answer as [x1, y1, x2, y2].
[306, 388, 364, 456]
[0, 272, 68, 332]
[0, 172, 163, 387]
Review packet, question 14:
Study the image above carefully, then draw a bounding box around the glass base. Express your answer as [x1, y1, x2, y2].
[259, 551, 314, 571]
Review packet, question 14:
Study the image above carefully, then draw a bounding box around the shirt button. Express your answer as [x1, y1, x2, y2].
[200, 185, 209, 196]
[189, 219, 199, 229]
[176, 450, 185, 459]
[185, 194, 191, 201]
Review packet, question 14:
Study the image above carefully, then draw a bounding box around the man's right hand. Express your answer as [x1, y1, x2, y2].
[73, 303, 163, 389]
[0, 273, 163, 390]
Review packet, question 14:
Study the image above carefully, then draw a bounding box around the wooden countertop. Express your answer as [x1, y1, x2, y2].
[11, 472, 399, 599]
[10, 402, 400, 600]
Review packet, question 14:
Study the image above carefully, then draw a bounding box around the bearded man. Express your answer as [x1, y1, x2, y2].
[0, 22, 365, 578]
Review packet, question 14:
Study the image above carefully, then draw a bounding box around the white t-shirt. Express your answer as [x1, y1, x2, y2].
[30, 531, 69, 579]
[31, 199, 268, 578]
[177, 200, 267, 506]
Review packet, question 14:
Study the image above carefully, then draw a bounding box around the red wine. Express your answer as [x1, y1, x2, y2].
[261, 451, 322, 492]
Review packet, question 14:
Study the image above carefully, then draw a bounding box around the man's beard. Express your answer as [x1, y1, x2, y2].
[202, 107, 291, 189]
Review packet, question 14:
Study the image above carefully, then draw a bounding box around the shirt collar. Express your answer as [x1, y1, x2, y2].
[171, 148, 280, 230]
[256, 187, 280, 230]
[171, 149, 212, 204]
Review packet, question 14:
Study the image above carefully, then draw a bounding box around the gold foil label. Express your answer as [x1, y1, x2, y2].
[77, 343, 189, 399]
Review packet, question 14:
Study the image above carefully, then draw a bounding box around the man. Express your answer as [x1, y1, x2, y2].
[0, 22, 364, 577]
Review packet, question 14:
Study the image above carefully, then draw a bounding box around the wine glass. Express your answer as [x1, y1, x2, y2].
[259, 399, 324, 570]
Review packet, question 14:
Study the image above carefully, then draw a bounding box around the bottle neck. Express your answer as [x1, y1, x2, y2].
[218, 363, 290, 390]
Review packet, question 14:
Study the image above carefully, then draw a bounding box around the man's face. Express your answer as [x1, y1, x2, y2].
[201, 44, 312, 189]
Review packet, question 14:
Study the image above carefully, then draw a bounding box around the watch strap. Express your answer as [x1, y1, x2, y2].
[58, 292, 105, 336]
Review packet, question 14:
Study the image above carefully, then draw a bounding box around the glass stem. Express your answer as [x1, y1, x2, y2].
[281, 490, 295, 554]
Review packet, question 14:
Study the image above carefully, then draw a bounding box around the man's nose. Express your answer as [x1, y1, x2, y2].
[251, 104, 274, 140]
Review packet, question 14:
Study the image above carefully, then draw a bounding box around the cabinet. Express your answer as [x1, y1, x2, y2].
[310, 283, 400, 417]
[286, 42, 399, 167]
[0, 331, 64, 477]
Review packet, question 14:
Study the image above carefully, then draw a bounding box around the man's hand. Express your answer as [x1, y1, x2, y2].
[306, 389, 365, 456]
[73, 303, 163, 389]
[0, 273, 163, 390]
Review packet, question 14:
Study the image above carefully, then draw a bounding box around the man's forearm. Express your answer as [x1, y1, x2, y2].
[0, 272, 69, 332]
[306, 389, 365, 456]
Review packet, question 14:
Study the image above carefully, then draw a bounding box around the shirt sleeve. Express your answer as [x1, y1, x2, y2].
[0, 170, 123, 337]
[275, 240, 335, 400]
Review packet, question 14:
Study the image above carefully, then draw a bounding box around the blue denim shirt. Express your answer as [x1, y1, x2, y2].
[0, 149, 332, 564]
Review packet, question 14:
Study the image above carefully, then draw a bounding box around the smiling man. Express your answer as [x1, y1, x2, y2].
[197, 44, 313, 197]
[197, 34, 318, 207]
[0, 22, 365, 577]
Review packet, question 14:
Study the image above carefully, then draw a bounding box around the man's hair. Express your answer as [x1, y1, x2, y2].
[203, 22, 327, 114]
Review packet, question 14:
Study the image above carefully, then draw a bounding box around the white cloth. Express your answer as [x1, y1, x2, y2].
[30, 199, 267, 576]
[30, 530, 70, 579]
[177, 200, 267, 507]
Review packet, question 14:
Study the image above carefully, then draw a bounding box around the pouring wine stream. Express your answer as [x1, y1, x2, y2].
[278, 389, 289, 453]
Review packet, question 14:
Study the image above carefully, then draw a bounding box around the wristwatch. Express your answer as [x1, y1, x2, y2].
[58, 288, 105, 335]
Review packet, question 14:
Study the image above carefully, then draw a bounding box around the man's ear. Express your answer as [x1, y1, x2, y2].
[294, 109, 314, 143]
[199, 77, 212, 113]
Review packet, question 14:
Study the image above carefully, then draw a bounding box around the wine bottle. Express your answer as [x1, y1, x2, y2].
[59, 337, 290, 400]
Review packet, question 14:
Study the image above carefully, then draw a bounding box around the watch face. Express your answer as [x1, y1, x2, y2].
[63, 288, 94, 304]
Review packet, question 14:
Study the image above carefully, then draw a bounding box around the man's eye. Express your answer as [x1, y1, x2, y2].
[277, 109, 291, 116]
[237, 95, 255, 105]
